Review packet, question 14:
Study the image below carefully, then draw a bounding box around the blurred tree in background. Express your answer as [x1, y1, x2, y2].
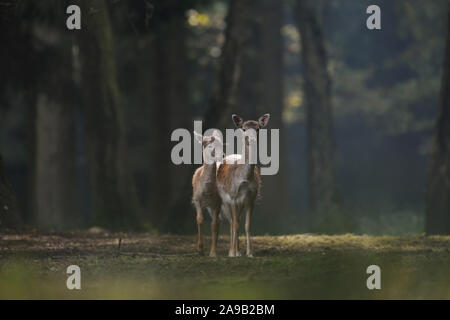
[426, 4, 450, 235]
[203, 0, 251, 129]
[1, 1, 80, 229]
[75, 0, 143, 230]
[294, 0, 340, 230]
[0, 155, 21, 229]
[31, 2, 80, 229]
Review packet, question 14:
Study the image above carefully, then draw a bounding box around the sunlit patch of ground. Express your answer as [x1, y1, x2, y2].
[0, 232, 449, 299]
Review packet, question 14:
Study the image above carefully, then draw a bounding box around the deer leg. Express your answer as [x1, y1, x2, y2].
[228, 213, 233, 257]
[220, 204, 233, 257]
[245, 205, 253, 257]
[210, 207, 220, 257]
[223, 205, 233, 257]
[229, 204, 239, 257]
[234, 204, 242, 257]
[195, 202, 204, 255]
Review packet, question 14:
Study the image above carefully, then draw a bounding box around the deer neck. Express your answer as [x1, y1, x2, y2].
[202, 162, 217, 181]
[241, 141, 255, 180]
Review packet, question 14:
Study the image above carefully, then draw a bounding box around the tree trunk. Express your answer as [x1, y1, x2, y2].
[294, 0, 339, 226]
[203, 0, 251, 129]
[34, 95, 79, 229]
[256, 0, 289, 229]
[1, 1, 78, 230]
[0, 0, 23, 230]
[425, 5, 450, 235]
[77, 0, 142, 230]
[31, 20, 79, 229]
[0, 155, 22, 230]
[150, 16, 191, 231]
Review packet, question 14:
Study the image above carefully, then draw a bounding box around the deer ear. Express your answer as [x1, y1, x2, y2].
[212, 129, 223, 143]
[193, 131, 203, 144]
[232, 114, 243, 128]
[258, 113, 270, 128]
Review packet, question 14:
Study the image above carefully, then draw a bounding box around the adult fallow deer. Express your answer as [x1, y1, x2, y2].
[216, 114, 270, 257]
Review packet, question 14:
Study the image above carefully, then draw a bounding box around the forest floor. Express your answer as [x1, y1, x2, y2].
[0, 231, 449, 299]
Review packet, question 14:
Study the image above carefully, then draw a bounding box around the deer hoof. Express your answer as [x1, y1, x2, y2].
[209, 251, 217, 257]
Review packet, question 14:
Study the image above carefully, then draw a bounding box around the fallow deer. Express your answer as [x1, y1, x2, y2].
[216, 114, 270, 257]
[192, 131, 222, 257]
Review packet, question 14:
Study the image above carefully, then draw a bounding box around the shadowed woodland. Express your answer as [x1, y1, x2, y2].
[1, 0, 449, 235]
[0, 0, 450, 300]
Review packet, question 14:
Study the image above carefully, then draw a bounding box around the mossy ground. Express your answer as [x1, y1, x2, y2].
[0, 231, 449, 299]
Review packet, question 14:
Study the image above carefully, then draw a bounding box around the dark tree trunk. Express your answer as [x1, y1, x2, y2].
[294, 0, 339, 226]
[203, 0, 251, 129]
[0, 155, 22, 230]
[31, 19, 79, 229]
[77, 0, 142, 230]
[256, 0, 289, 229]
[0, 0, 23, 230]
[151, 16, 191, 231]
[1, 2, 82, 229]
[426, 6, 450, 235]
[34, 95, 79, 229]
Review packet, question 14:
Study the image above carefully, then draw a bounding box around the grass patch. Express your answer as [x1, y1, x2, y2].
[0, 232, 449, 299]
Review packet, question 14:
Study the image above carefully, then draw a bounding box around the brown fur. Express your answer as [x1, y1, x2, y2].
[192, 135, 222, 257]
[216, 114, 270, 257]
[216, 164, 261, 195]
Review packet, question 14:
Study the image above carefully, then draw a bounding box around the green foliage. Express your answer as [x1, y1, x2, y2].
[284, 0, 447, 137]
[328, 0, 447, 137]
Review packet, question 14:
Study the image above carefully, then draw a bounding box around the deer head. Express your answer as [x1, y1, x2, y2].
[232, 114, 270, 145]
[194, 130, 223, 164]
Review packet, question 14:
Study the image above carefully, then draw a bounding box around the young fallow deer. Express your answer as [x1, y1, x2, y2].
[192, 131, 222, 257]
[216, 114, 270, 257]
